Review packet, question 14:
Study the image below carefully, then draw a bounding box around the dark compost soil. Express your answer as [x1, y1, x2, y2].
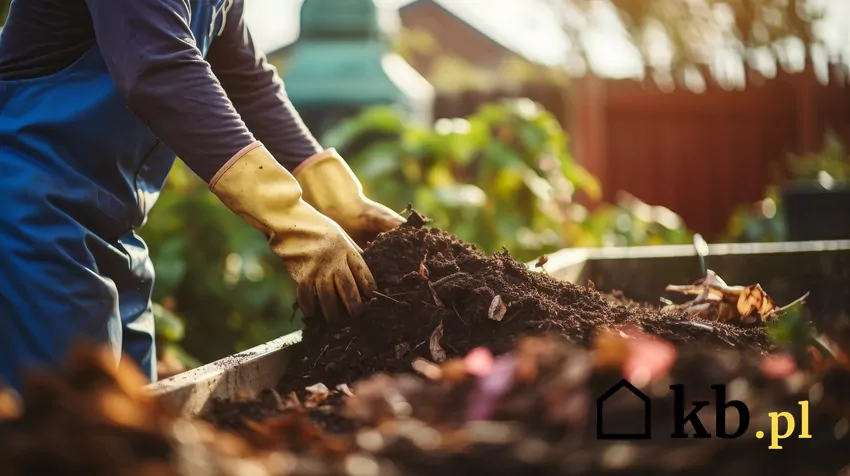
[3, 211, 848, 476]
[205, 211, 771, 433]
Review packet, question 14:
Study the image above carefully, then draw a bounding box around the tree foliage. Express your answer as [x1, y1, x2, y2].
[552, 0, 828, 74]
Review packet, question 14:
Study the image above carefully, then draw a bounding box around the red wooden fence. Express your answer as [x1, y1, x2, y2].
[433, 63, 850, 239]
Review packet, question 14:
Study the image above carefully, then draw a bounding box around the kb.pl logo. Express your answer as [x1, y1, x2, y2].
[596, 379, 812, 449]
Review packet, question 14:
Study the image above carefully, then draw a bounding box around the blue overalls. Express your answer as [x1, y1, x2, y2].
[0, 0, 230, 390]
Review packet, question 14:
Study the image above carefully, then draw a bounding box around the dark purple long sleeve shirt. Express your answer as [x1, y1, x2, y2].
[0, 0, 322, 181]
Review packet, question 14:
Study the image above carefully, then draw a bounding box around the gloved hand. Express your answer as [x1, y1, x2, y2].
[210, 143, 376, 321]
[294, 148, 405, 248]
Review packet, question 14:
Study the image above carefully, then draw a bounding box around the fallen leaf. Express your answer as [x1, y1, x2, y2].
[336, 383, 355, 398]
[305, 383, 330, 406]
[488, 295, 507, 322]
[429, 321, 447, 363]
[737, 284, 777, 318]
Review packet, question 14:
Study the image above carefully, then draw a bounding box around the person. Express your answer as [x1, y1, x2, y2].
[0, 0, 405, 390]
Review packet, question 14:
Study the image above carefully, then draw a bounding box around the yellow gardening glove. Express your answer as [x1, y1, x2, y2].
[210, 143, 376, 322]
[294, 148, 405, 248]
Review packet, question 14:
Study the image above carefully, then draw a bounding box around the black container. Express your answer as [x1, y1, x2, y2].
[781, 180, 850, 241]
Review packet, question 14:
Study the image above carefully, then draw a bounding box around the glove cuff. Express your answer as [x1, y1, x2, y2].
[209, 141, 265, 190]
[209, 142, 306, 238]
[292, 147, 343, 177]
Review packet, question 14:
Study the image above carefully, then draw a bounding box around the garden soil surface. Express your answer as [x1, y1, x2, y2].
[205, 210, 771, 433]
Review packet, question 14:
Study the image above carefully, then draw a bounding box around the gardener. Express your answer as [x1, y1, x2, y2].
[0, 0, 405, 390]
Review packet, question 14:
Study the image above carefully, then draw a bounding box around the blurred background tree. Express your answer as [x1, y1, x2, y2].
[548, 0, 830, 78]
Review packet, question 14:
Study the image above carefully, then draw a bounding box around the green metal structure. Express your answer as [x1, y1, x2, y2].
[283, 0, 434, 137]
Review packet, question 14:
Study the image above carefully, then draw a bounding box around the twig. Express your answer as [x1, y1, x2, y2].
[452, 303, 467, 325]
[311, 344, 329, 371]
[777, 291, 810, 313]
[374, 291, 403, 304]
[431, 272, 468, 288]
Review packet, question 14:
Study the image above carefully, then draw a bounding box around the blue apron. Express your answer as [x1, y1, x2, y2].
[0, 0, 231, 390]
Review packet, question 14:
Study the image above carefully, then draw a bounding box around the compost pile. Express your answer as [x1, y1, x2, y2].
[4, 211, 848, 475]
[0, 346, 296, 475]
[207, 210, 770, 432]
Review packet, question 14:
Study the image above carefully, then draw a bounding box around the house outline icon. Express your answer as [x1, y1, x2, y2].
[596, 378, 652, 440]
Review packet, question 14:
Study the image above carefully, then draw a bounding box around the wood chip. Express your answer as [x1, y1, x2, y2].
[488, 295, 507, 322]
[412, 358, 443, 380]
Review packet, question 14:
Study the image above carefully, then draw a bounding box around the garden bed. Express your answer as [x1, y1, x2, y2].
[3, 211, 849, 475]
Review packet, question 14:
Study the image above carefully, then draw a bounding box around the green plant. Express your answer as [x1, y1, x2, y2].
[721, 185, 787, 243]
[324, 100, 690, 257]
[153, 302, 201, 371]
[787, 131, 850, 181]
[324, 99, 601, 262]
[564, 192, 692, 247]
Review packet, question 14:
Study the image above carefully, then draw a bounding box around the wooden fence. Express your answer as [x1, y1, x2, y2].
[432, 63, 850, 239]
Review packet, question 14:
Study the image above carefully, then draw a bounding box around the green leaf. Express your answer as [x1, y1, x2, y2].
[153, 303, 185, 342]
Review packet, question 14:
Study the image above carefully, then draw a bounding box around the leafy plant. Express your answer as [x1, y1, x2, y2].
[324, 99, 602, 262]
[787, 131, 850, 181]
[564, 192, 692, 247]
[324, 99, 690, 258]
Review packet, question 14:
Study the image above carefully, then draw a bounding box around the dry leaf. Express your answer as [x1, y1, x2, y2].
[336, 383, 355, 397]
[664, 270, 805, 327]
[429, 321, 447, 363]
[488, 295, 507, 322]
[395, 342, 410, 360]
[418, 253, 430, 279]
[305, 383, 330, 406]
[534, 255, 548, 268]
[737, 284, 777, 318]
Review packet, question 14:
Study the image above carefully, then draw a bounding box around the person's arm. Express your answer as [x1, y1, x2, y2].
[206, 0, 322, 171]
[84, 0, 375, 321]
[205, 1, 405, 247]
[85, 0, 256, 182]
